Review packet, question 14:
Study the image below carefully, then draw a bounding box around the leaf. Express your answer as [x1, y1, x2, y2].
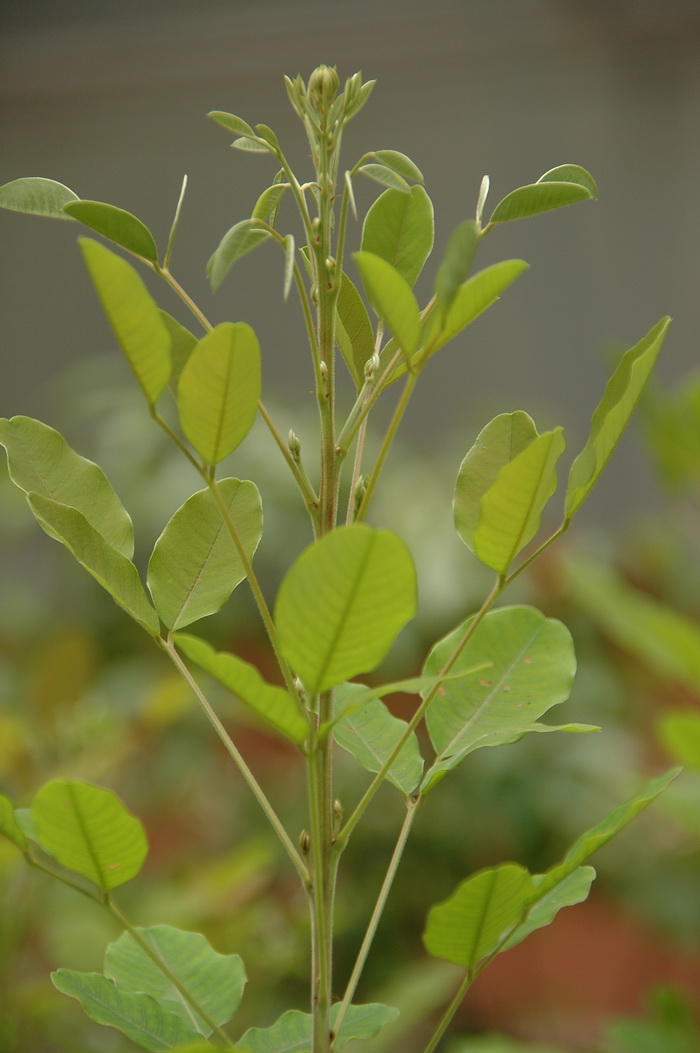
[174, 633, 308, 745]
[0, 176, 79, 219]
[79, 238, 171, 404]
[538, 164, 598, 197]
[207, 220, 270, 292]
[177, 323, 261, 466]
[238, 1003, 399, 1053]
[148, 478, 262, 631]
[164, 174, 188, 269]
[32, 779, 148, 891]
[423, 606, 577, 791]
[501, 866, 596, 951]
[475, 174, 490, 225]
[252, 182, 287, 224]
[0, 794, 28, 852]
[454, 411, 538, 553]
[336, 271, 375, 388]
[51, 970, 199, 1051]
[372, 149, 424, 184]
[423, 863, 534, 968]
[207, 110, 257, 140]
[361, 186, 434, 288]
[105, 924, 246, 1034]
[26, 493, 160, 635]
[565, 317, 671, 518]
[0, 415, 134, 557]
[359, 164, 410, 193]
[473, 428, 565, 574]
[232, 138, 270, 154]
[255, 123, 279, 149]
[283, 234, 295, 301]
[157, 311, 196, 388]
[435, 221, 479, 315]
[333, 683, 423, 794]
[64, 200, 158, 262]
[488, 181, 594, 226]
[354, 252, 421, 359]
[275, 524, 416, 696]
[425, 260, 529, 355]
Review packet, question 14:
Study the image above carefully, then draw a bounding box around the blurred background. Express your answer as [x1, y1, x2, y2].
[1, 2, 700, 1051]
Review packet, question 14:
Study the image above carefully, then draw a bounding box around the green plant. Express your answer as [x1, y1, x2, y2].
[0, 65, 679, 1052]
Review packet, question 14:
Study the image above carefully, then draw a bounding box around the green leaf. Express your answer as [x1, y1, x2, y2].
[425, 260, 529, 356]
[361, 186, 434, 288]
[174, 633, 308, 745]
[423, 863, 534, 968]
[333, 683, 423, 794]
[238, 1003, 399, 1053]
[488, 180, 594, 226]
[658, 710, 700, 771]
[435, 221, 479, 315]
[164, 174, 188, 269]
[454, 411, 538, 553]
[0, 176, 79, 219]
[359, 164, 410, 193]
[423, 606, 577, 791]
[565, 317, 671, 518]
[538, 164, 598, 197]
[177, 323, 261, 466]
[32, 779, 148, 891]
[148, 478, 262, 631]
[26, 493, 160, 635]
[51, 970, 199, 1051]
[157, 311, 196, 388]
[255, 123, 279, 150]
[371, 149, 424, 184]
[105, 924, 246, 1034]
[232, 138, 270, 154]
[207, 220, 270, 292]
[354, 251, 421, 359]
[473, 428, 565, 574]
[0, 794, 28, 852]
[79, 238, 171, 404]
[252, 183, 287, 224]
[64, 200, 158, 263]
[336, 271, 375, 388]
[275, 524, 416, 696]
[500, 866, 596, 951]
[0, 415, 134, 557]
[283, 234, 295, 301]
[207, 110, 257, 140]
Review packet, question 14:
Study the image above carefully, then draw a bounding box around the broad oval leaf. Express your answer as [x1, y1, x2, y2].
[423, 863, 534, 968]
[238, 1003, 399, 1053]
[275, 524, 417, 696]
[454, 411, 538, 553]
[435, 220, 479, 315]
[148, 478, 262, 631]
[33, 779, 148, 891]
[178, 323, 261, 466]
[232, 137, 270, 153]
[423, 606, 576, 790]
[64, 200, 158, 262]
[51, 970, 199, 1051]
[175, 632, 308, 744]
[425, 259, 529, 356]
[252, 183, 287, 224]
[105, 924, 246, 1034]
[26, 493, 160, 636]
[538, 164, 598, 197]
[207, 220, 270, 292]
[488, 180, 593, 225]
[333, 683, 423, 794]
[354, 251, 421, 358]
[79, 238, 171, 404]
[0, 794, 28, 852]
[359, 164, 410, 193]
[0, 176, 79, 218]
[207, 110, 257, 139]
[361, 186, 434, 288]
[372, 149, 424, 184]
[336, 271, 375, 388]
[565, 316, 671, 519]
[0, 415, 134, 557]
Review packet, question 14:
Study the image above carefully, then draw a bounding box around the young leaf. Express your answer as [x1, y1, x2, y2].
[425, 260, 529, 355]
[207, 110, 257, 140]
[333, 683, 423, 794]
[361, 186, 434, 288]
[105, 924, 246, 1034]
[354, 251, 421, 359]
[488, 180, 594, 226]
[238, 1003, 399, 1053]
[207, 219, 270, 292]
[164, 174, 188, 269]
[232, 138, 270, 154]
[283, 234, 295, 301]
[336, 271, 375, 388]
[64, 200, 158, 263]
[423, 863, 534, 969]
[359, 164, 410, 193]
[79, 238, 171, 405]
[0, 415, 134, 557]
[475, 174, 490, 225]
[147, 478, 262, 631]
[423, 606, 577, 791]
[0, 794, 28, 853]
[255, 123, 279, 150]
[0, 176, 79, 219]
[174, 633, 308, 744]
[434, 220, 479, 315]
[252, 182, 287, 224]
[157, 310, 196, 388]
[372, 149, 424, 184]
[177, 322, 261, 466]
[454, 411, 538, 553]
[538, 164, 598, 197]
[565, 316, 671, 519]
[32, 779, 148, 891]
[473, 428, 566, 574]
[51, 971, 199, 1051]
[275, 524, 417, 696]
[26, 493, 160, 636]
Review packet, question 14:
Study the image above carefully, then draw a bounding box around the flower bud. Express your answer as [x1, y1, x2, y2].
[288, 429, 301, 460]
[308, 65, 339, 109]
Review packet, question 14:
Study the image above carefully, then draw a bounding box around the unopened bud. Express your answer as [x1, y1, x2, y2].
[319, 361, 328, 382]
[325, 256, 336, 273]
[354, 475, 368, 509]
[288, 429, 301, 459]
[299, 829, 311, 855]
[308, 65, 339, 109]
[294, 676, 305, 699]
[364, 353, 380, 380]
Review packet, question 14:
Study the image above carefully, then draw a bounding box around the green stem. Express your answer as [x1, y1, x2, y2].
[354, 370, 419, 523]
[503, 518, 571, 587]
[307, 715, 335, 1053]
[420, 969, 472, 1053]
[257, 400, 320, 524]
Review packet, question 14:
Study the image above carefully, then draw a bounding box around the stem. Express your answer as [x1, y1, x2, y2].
[355, 370, 419, 523]
[307, 715, 335, 1053]
[258, 400, 320, 525]
[503, 518, 571, 587]
[420, 970, 472, 1053]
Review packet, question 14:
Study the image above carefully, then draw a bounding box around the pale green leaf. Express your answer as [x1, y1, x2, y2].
[174, 633, 308, 745]
[283, 234, 295, 301]
[0, 794, 28, 853]
[565, 317, 671, 518]
[425, 260, 529, 356]
[354, 251, 421, 358]
[275, 524, 416, 696]
[64, 200, 158, 262]
[372, 149, 424, 184]
[207, 220, 270, 292]
[475, 174, 490, 225]
[232, 138, 270, 153]
[52, 970, 199, 1051]
[0, 176, 79, 219]
[361, 186, 434, 288]
[148, 478, 262, 631]
[255, 123, 279, 149]
[333, 683, 423, 794]
[435, 221, 479, 315]
[423, 606, 576, 791]
[336, 271, 375, 388]
[26, 493, 160, 635]
[157, 311, 196, 388]
[359, 164, 410, 193]
[79, 238, 171, 404]
[0, 415, 134, 557]
[538, 164, 598, 197]
[238, 1003, 399, 1053]
[207, 110, 257, 139]
[105, 924, 246, 1034]
[164, 174, 188, 269]
[501, 866, 596, 951]
[33, 779, 148, 891]
[177, 323, 261, 466]
[489, 181, 593, 226]
[252, 183, 287, 224]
